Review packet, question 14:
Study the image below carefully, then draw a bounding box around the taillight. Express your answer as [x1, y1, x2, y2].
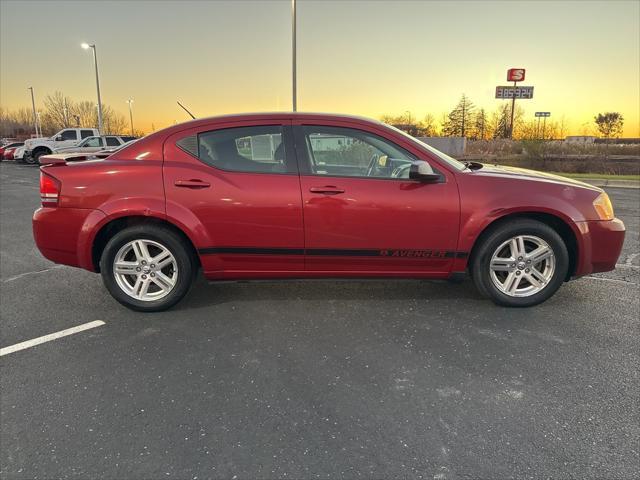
[40, 171, 61, 207]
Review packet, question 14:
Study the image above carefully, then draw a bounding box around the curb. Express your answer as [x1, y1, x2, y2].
[579, 178, 640, 189]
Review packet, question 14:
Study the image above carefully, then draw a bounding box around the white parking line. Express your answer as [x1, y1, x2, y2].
[0, 320, 105, 357]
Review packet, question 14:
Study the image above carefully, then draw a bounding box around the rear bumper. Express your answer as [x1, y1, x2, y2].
[574, 218, 625, 277]
[33, 207, 106, 271]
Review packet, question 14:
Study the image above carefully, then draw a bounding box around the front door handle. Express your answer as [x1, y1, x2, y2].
[175, 179, 211, 189]
[309, 186, 345, 195]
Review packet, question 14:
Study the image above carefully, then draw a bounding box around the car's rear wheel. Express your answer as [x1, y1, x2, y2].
[100, 225, 195, 312]
[471, 219, 569, 307]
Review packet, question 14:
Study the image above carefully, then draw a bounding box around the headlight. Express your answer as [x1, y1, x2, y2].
[593, 192, 614, 220]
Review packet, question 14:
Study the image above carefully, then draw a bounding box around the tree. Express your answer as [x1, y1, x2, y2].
[594, 112, 624, 169]
[379, 111, 438, 137]
[594, 112, 624, 142]
[489, 104, 511, 139]
[41, 91, 74, 131]
[442, 94, 475, 137]
[472, 108, 489, 140]
[421, 113, 438, 137]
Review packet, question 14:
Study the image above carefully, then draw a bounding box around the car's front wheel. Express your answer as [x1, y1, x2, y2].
[471, 219, 569, 307]
[100, 225, 196, 312]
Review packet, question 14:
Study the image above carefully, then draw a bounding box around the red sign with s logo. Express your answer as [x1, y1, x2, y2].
[507, 68, 525, 82]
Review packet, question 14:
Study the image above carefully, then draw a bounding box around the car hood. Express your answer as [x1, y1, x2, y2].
[469, 164, 602, 192]
[24, 137, 51, 147]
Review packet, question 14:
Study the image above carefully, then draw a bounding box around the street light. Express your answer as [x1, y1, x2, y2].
[291, 0, 297, 111]
[27, 87, 38, 137]
[126, 98, 134, 136]
[81, 43, 104, 135]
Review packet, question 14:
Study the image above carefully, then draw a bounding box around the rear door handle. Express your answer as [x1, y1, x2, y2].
[309, 186, 345, 195]
[175, 179, 211, 189]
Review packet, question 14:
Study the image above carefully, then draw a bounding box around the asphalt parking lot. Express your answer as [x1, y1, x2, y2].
[1, 162, 638, 479]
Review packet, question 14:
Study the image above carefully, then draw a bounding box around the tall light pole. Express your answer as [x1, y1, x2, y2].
[81, 43, 104, 134]
[126, 98, 134, 136]
[291, 0, 297, 112]
[63, 97, 69, 127]
[28, 87, 38, 137]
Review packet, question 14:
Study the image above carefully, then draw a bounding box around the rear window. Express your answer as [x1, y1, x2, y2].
[106, 137, 120, 147]
[177, 125, 289, 174]
[80, 130, 94, 139]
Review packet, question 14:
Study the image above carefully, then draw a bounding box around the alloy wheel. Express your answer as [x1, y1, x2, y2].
[489, 235, 556, 297]
[112, 239, 178, 301]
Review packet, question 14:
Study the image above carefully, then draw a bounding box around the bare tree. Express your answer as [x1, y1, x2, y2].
[421, 114, 438, 137]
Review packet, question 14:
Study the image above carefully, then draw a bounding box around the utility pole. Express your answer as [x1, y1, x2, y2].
[126, 98, 134, 135]
[28, 87, 38, 137]
[291, 0, 297, 112]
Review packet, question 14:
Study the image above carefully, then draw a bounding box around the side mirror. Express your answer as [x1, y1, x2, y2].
[409, 161, 440, 182]
[55, 135, 63, 141]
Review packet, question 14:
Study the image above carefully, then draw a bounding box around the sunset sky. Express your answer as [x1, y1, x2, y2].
[1, 0, 638, 136]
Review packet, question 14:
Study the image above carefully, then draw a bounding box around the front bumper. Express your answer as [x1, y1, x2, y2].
[574, 218, 625, 277]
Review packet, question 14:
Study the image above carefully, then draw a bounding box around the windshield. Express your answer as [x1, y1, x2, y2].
[385, 124, 468, 171]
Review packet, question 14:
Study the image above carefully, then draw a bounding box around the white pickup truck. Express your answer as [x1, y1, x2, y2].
[23, 128, 99, 164]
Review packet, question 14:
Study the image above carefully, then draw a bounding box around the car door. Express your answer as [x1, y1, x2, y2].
[81, 137, 104, 152]
[55, 129, 80, 149]
[163, 119, 304, 277]
[294, 121, 461, 276]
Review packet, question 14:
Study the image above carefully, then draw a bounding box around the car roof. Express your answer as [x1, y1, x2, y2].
[157, 112, 386, 135]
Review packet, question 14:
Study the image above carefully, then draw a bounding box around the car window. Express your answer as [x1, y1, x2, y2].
[181, 125, 289, 174]
[84, 137, 103, 148]
[59, 130, 78, 141]
[302, 126, 417, 179]
[80, 130, 94, 139]
[106, 137, 120, 147]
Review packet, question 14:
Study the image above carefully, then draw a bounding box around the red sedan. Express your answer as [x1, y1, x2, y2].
[32, 113, 625, 311]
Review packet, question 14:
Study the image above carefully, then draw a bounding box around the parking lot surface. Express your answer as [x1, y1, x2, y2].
[1, 162, 638, 479]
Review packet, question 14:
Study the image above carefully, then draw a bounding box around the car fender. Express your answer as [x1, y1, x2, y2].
[77, 198, 212, 271]
[453, 186, 588, 273]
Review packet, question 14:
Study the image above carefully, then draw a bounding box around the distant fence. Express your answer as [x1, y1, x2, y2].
[416, 137, 466, 156]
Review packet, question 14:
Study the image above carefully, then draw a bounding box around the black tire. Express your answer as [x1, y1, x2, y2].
[100, 224, 196, 312]
[471, 219, 569, 307]
[28, 149, 49, 165]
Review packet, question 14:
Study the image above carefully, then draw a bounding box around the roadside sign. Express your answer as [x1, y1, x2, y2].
[535, 112, 551, 117]
[507, 68, 526, 82]
[495, 86, 534, 99]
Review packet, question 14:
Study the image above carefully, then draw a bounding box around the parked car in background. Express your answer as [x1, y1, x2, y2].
[12, 145, 26, 162]
[0, 142, 24, 160]
[23, 128, 99, 164]
[53, 135, 137, 154]
[1, 138, 18, 146]
[33, 113, 625, 312]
